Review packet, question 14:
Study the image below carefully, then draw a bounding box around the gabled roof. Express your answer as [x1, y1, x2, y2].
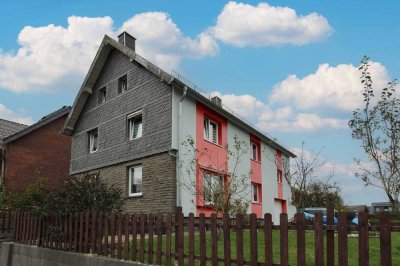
[0, 119, 27, 143]
[2, 106, 71, 144]
[63, 35, 296, 158]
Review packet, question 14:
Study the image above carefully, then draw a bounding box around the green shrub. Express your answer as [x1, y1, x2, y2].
[8, 175, 124, 217]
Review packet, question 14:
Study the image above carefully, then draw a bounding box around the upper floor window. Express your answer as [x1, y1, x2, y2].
[203, 172, 223, 205]
[88, 128, 98, 153]
[118, 74, 128, 94]
[251, 142, 259, 161]
[128, 165, 142, 197]
[98, 87, 106, 105]
[128, 111, 143, 140]
[252, 183, 261, 203]
[204, 117, 218, 144]
[277, 170, 283, 183]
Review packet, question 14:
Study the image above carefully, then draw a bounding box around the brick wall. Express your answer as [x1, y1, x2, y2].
[4, 116, 71, 193]
[77, 151, 177, 214]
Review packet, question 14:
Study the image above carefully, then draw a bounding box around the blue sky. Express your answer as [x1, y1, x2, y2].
[1, 1, 399, 205]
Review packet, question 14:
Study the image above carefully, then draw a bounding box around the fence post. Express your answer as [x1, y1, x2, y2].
[139, 213, 145, 263]
[176, 208, 184, 266]
[188, 213, 195, 266]
[131, 214, 137, 261]
[280, 213, 289, 266]
[327, 205, 335, 266]
[97, 211, 103, 256]
[91, 211, 98, 254]
[358, 212, 369, 266]
[314, 212, 324, 266]
[104, 213, 109, 257]
[13, 211, 19, 242]
[147, 214, 154, 264]
[236, 213, 244, 266]
[117, 213, 123, 259]
[124, 213, 130, 260]
[379, 212, 391, 266]
[223, 212, 231, 266]
[296, 212, 305, 266]
[166, 213, 172, 266]
[211, 213, 218, 266]
[199, 213, 206, 266]
[250, 213, 258, 266]
[156, 213, 163, 265]
[338, 212, 348, 266]
[264, 213, 273, 266]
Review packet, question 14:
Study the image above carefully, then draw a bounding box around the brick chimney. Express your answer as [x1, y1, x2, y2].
[211, 96, 222, 107]
[118, 31, 136, 51]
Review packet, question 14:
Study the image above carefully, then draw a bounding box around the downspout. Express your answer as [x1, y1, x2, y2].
[0, 145, 5, 186]
[176, 86, 187, 207]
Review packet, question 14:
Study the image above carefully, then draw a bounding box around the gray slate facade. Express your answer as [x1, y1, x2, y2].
[70, 50, 172, 174]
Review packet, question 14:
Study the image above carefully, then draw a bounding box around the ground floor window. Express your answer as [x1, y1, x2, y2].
[203, 172, 223, 205]
[128, 165, 142, 197]
[252, 183, 262, 203]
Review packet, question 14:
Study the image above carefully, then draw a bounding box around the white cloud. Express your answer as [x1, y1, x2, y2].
[211, 91, 346, 132]
[119, 12, 218, 70]
[0, 103, 33, 125]
[0, 13, 218, 93]
[270, 61, 389, 111]
[211, 1, 332, 47]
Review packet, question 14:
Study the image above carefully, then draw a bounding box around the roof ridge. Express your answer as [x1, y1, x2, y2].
[0, 118, 28, 127]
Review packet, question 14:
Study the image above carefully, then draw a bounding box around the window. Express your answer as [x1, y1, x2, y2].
[252, 183, 261, 203]
[128, 111, 143, 140]
[277, 170, 283, 183]
[88, 129, 98, 153]
[128, 165, 142, 197]
[204, 117, 218, 144]
[203, 172, 223, 205]
[98, 87, 106, 104]
[251, 142, 258, 161]
[118, 75, 128, 93]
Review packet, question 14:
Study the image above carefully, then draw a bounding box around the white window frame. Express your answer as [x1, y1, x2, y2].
[251, 142, 258, 161]
[277, 170, 283, 183]
[128, 111, 143, 140]
[88, 129, 98, 153]
[203, 172, 223, 206]
[204, 117, 218, 144]
[252, 183, 260, 203]
[118, 75, 128, 93]
[128, 165, 143, 197]
[98, 87, 106, 104]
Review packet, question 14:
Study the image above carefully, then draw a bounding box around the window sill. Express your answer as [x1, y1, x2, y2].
[89, 150, 98, 154]
[129, 136, 142, 141]
[252, 201, 262, 205]
[126, 193, 143, 198]
[203, 139, 223, 148]
[250, 159, 261, 164]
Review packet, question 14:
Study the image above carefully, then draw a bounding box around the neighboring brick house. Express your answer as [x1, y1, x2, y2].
[0, 119, 27, 184]
[63, 32, 296, 223]
[1, 107, 71, 193]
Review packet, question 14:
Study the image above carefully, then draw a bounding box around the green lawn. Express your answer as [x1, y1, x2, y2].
[127, 230, 400, 265]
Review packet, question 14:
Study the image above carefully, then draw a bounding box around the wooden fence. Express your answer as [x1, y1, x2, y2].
[0, 211, 13, 235]
[12, 207, 398, 266]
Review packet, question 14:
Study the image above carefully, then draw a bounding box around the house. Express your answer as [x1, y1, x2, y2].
[1, 107, 71, 193]
[0, 119, 27, 184]
[63, 32, 296, 223]
[369, 202, 398, 214]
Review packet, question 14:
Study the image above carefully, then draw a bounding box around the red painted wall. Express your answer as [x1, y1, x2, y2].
[277, 150, 283, 199]
[195, 102, 227, 217]
[4, 116, 71, 193]
[250, 135, 262, 217]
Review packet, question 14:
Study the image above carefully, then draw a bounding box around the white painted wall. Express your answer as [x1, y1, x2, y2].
[227, 121, 252, 213]
[261, 144, 278, 218]
[172, 88, 197, 216]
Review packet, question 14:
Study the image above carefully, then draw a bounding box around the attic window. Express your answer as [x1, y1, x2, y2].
[88, 128, 98, 153]
[98, 87, 106, 104]
[118, 75, 128, 94]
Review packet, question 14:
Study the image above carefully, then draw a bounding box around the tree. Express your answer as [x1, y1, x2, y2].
[179, 135, 251, 217]
[281, 142, 343, 209]
[349, 56, 400, 209]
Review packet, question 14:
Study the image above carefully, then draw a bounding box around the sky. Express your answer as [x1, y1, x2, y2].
[1, 0, 399, 205]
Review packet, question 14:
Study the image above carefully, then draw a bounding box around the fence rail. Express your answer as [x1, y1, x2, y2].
[12, 207, 398, 265]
